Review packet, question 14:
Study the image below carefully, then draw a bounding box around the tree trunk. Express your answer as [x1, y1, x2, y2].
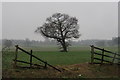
[61, 40, 68, 52]
[63, 44, 67, 52]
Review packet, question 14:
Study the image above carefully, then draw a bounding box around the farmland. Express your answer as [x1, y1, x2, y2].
[3, 46, 91, 68]
[2, 46, 120, 78]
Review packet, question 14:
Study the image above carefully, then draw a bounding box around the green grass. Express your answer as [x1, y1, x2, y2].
[2, 46, 118, 69]
[2, 51, 90, 69]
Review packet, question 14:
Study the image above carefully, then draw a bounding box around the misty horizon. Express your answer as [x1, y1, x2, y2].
[0, 37, 117, 42]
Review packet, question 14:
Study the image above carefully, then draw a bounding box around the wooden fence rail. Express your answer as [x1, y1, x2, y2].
[13, 59, 43, 67]
[90, 45, 120, 65]
[13, 45, 61, 72]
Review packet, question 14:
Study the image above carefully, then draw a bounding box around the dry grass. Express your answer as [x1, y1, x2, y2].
[2, 63, 120, 78]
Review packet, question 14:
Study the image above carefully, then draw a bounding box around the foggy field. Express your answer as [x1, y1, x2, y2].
[2, 2, 119, 78]
[3, 47, 90, 69]
[2, 46, 120, 78]
[2, 46, 118, 69]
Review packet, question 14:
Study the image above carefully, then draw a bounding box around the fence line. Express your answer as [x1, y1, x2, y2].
[13, 45, 61, 72]
[90, 45, 120, 65]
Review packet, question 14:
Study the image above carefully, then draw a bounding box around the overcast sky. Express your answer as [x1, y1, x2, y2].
[2, 2, 118, 41]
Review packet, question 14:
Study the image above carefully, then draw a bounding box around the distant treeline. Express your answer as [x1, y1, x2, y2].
[0, 37, 119, 47]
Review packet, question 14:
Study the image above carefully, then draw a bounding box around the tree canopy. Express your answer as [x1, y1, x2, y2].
[35, 13, 80, 52]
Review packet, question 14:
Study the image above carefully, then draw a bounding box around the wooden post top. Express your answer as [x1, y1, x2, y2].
[90, 45, 94, 47]
[15, 45, 18, 47]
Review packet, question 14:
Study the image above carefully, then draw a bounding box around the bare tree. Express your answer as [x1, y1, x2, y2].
[35, 13, 80, 52]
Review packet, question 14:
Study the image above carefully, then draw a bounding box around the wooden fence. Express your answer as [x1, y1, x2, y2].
[13, 45, 61, 72]
[90, 45, 120, 65]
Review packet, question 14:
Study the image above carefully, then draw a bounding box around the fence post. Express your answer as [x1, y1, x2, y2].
[112, 53, 116, 64]
[91, 45, 94, 64]
[101, 48, 104, 65]
[44, 61, 47, 69]
[30, 50, 32, 68]
[14, 45, 18, 67]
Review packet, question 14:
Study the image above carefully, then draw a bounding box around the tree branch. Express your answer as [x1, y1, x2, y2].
[41, 30, 61, 40]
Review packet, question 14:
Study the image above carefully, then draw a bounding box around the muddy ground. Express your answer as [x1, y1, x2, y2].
[2, 63, 120, 78]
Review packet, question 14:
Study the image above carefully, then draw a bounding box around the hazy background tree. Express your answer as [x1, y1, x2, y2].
[24, 38, 31, 47]
[0, 37, 118, 48]
[95, 41, 105, 47]
[3, 39, 12, 48]
[112, 37, 120, 46]
[2, 39, 13, 52]
[35, 13, 80, 52]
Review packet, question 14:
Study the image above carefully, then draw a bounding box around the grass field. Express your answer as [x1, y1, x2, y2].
[2, 46, 120, 78]
[2, 46, 118, 69]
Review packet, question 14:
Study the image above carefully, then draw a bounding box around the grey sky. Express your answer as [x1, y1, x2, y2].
[2, 2, 118, 41]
